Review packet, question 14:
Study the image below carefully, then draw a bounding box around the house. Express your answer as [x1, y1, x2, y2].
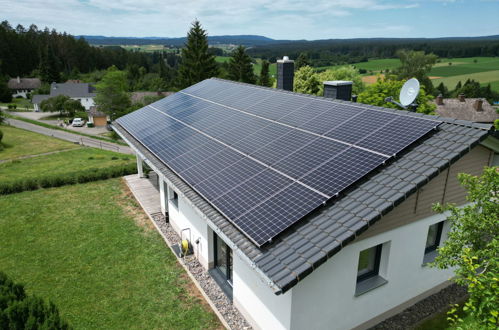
[32, 82, 96, 111]
[7, 77, 41, 98]
[112, 61, 497, 330]
[87, 106, 109, 127]
[434, 94, 499, 123]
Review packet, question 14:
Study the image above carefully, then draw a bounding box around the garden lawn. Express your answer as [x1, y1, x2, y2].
[0, 125, 78, 160]
[0, 179, 221, 329]
[0, 148, 134, 184]
[0, 97, 34, 109]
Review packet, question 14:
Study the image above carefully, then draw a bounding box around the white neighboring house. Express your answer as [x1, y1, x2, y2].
[8, 77, 41, 98]
[32, 82, 96, 111]
[113, 78, 498, 330]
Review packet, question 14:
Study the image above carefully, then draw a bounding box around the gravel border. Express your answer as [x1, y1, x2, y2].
[370, 283, 468, 329]
[151, 213, 252, 330]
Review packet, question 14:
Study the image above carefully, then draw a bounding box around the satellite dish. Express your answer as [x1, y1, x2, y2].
[385, 78, 420, 111]
[399, 78, 420, 106]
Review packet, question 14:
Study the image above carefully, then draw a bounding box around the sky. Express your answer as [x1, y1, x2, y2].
[1, 0, 498, 40]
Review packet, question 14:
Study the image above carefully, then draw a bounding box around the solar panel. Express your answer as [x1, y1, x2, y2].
[116, 78, 441, 246]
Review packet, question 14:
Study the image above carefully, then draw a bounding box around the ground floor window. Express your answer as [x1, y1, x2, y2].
[423, 221, 444, 264]
[210, 233, 233, 299]
[355, 243, 388, 296]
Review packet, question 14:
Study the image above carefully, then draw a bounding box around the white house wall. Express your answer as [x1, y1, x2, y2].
[233, 253, 293, 330]
[288, 211, 453, 330]
[77, 97, 95, 110]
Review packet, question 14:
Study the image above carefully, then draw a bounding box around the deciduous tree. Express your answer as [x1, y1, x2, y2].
[431, 167, 498, 328]
[177, 21, 218, 88]
[227, 45, 256, 84]
[294, 66, 320, 95]
[94, 66, 131, 119]
[317, 66, 365, 95]
[395, 50, 437, 94]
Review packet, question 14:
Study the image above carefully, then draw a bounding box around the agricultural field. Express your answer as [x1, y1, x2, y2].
[120, 44, 178, 53]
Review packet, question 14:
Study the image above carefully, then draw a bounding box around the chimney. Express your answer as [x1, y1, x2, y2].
[473, 99, 484, 111]
[277, 56, 294, 91]
[51, 82, 57, 90]
[436, 94, 444, 105]
[16, 76, 21, 84]
[458, 94, 465, 102]
[323, 81, 353, 101]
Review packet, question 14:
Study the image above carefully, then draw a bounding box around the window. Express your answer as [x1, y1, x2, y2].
[210, 233, 233, 299]
[355, 244, 388, 296]
[357, 245, 382, 282]
[423, 221, 444, 264]
[168, 187, 178, 209]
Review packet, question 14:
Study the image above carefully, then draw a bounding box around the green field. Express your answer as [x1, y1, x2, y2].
[0, 97, 34, 109]
[433, 70, 499, 90]
[0, 148, 133, 184]
[0, 125, 78, 160]
[0, 179, 220, 329]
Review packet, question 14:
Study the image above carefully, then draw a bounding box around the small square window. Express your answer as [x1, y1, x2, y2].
[169, 188, 178, 209]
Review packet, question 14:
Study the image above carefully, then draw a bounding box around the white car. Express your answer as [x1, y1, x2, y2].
[72, 118, 85, 127]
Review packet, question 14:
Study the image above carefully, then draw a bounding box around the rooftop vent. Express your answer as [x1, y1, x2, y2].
[277, 56, 294, 91]
[323, 81, 353, 101]
[474, 99, 484, 111]
[436, 94, 444, 105]
[458, 94, 465, 102]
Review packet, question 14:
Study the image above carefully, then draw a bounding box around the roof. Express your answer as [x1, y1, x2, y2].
[435, 98, 498, 123]
[31, 94, 50, 105]
[8, 77, 41, 90]
[49, 82, 96, 98]
[113, 78, 492, 294]
[131, 91, 173, 104]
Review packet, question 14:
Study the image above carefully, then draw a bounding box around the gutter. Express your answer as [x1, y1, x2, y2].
[112, 124, 283, 295]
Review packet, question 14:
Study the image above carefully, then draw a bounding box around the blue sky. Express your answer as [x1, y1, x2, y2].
[1, 0, 498, 39]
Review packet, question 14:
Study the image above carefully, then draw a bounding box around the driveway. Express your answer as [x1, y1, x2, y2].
[6, 118, 134, 155]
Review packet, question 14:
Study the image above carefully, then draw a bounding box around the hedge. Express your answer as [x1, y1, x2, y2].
[0, 271, 71, 329]
[0, 163, 137, 195]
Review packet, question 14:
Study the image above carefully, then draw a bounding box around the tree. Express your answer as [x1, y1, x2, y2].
[295, 53, 310, 70]
[40, 95, 71, 115]
[39, 45, 60, 83]
[94, 66, 131, 119]
[227, 45, 256, 84]
[177, 20, 218, 88]
[294, 66, 320, 95]
[0, 271, 71, 329]
[0, 76, 12, 103]
[431, 167, 498, 327]
[317, 66, 365, 95]
[395, 50, 438, 94]
[63, 99, 84, 116]
[357, 76, 436, 114]
[258, 60, 272, 87]
[435, 82, 450, 98]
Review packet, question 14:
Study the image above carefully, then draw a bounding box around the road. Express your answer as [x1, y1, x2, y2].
[6, 118, 134, 155]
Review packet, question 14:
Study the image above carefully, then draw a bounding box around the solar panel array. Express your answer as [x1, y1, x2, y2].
[117, 78, 441, 246]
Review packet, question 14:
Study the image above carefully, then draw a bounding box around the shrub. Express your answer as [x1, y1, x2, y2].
[0, 129, 3, 143]
[0, 271, 71, 329]
[111, 156, 119, 160]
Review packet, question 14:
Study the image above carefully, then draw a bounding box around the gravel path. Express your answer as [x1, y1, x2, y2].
[151, 213, 252, 330]
[370, 284, 468, 329]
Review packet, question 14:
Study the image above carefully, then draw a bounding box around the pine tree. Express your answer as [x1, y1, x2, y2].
[258, 60, 272, 87]
[295, 53, 310, 70]
[177, 21, 218, 88]
[227, 45, 256, 84]
[39, 45, 60, 83]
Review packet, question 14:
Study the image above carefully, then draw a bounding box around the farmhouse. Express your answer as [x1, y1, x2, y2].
[7, 77, 41, 98]
[435, 94, 499, 124]
[32, 82, 96, 111]
[113, 63, 498, 329]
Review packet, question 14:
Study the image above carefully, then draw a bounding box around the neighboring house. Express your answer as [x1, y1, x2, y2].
[88, 106, 109, 126]
[435, 94, 499, 123]
[7, 77, 41, 98]
[114, 74, 497, 329]
[32, 82, 96, 111]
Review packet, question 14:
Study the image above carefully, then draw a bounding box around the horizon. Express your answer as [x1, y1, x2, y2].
[2, 0, 498, 40]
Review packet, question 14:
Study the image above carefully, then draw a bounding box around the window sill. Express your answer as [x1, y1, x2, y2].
[169, 200, 178, 210]
[209, 268, 233, 301]
[355, 275, 388, 296]
[422, 250, 438, 265]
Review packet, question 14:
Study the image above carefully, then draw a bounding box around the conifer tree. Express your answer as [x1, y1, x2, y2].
[178, 21, 218, 88]
[258, 60, 272, 87]
[227, 45, 256, 84]
[39, 45, 60, 83]
[295, 53, 310, 70]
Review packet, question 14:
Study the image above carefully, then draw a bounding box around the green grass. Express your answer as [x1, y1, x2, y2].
[430, 57, 499, 77]
[317, 58, 401, 72]
[0, 148, 133, 184]
[433, 70, 499, 90]
[5, 114, 128, 146]
[0, 179, 221, 329]
[0, 97, 34, 110]
[0, 125, 79, 160]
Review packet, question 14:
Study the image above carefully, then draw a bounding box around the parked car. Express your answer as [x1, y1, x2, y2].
[72, 118, 85, 127]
